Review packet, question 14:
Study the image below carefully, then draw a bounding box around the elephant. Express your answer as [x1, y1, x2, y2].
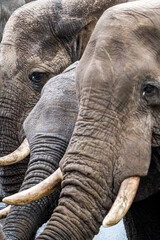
[2, 61, 78, 240]
[4, 0, 160, 239]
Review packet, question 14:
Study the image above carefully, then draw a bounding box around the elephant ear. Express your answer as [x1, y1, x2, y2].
[57, 0, 127, 61]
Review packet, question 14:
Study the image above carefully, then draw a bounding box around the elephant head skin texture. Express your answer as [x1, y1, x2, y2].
[13, 1, 160, 239]
[0, 1, 36, 42]
[0, 0, 128, 199]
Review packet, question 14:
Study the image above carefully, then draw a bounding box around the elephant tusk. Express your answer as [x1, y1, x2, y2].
[0, 138, 30, 165]
[3, 168, 63, 205]
[103, 176, 140, 227]
[0, 205, 11, 219]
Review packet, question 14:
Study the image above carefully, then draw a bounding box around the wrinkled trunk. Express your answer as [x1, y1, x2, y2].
[37, 160, 111, 239]
[0, 65, 40, 198]
[36, 114, 117, 239]
[0, 91, 29, 199]
[3, 135, 68, 240]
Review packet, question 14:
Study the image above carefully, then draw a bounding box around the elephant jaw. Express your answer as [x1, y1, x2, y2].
[2, 168, 140, 227]
[0, 138, 30, 165]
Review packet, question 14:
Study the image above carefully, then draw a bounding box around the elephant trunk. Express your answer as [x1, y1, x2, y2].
[0, 94, 29, 199]
[3, 135, 68, 240]
[37, 169, 109, 239]
[36, 127, 114, 239]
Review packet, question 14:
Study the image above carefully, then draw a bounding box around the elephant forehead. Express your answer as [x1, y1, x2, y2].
[44, 70, 76, 93]
[42, 74, 77, 108]
[76, 2, 160, 101]
[1, 1, 61, 57]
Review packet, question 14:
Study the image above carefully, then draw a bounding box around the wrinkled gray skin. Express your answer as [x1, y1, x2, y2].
[0, 0, 136, 42]
[25, 1, 160, 239]
[3, 62, 78, 240]
[0, 0, 35, 41]
[0, 0, 132, 239]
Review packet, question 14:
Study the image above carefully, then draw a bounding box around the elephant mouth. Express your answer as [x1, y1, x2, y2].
[1, 165, 140, 228]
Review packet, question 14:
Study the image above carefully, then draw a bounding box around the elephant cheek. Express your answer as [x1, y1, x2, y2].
[115, 133, 152, 190]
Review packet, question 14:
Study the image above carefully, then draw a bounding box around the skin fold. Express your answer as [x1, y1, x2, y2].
[21, 0, 160, 239]
[0, 0, 133, 239]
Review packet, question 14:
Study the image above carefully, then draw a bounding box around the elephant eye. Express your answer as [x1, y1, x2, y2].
[141, 83, 160, 106]
[29, 72, 45, 83]
[142, 84, 157, 97]
[29, 71, 50, 92]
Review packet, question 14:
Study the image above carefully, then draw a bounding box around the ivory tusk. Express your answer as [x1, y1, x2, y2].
[3, 168, 63, 205]
[0, 205, 11, 219]
[0, 138, 30, 165]
[103, 176, 140, 227]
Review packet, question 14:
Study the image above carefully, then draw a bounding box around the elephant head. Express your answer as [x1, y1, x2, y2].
[5, 0, 160, 239]
[2, 62, 78, 239]
[0, 0, 127, 199]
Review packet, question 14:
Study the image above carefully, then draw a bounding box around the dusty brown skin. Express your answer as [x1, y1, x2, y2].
[31, 1, 160, 239]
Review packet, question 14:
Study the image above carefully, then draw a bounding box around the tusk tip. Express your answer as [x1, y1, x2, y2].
[0, 205, 11, 219]
[2, 196, 26, 206]
[102, 217, 119, 228]
[102, 222, 110, 228]
[102, 220, 110, 228]
[2, 197, 10, 205]
[0, 138, 30, 165]
[102, 176, 140, 228]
